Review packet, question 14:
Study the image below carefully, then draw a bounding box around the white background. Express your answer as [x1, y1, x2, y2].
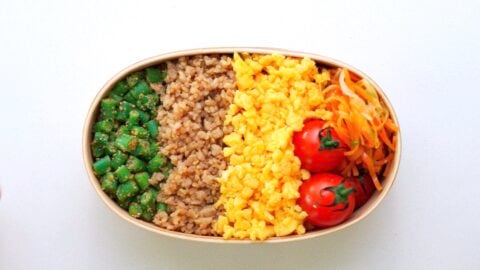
[1, 0, 479, 269]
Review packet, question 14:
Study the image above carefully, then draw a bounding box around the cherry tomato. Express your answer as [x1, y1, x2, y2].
[293, 119, 346, 173]
[349, 174, 375, 209]
[298, 173, 355, 228]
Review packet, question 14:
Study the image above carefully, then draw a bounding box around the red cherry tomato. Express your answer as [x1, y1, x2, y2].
[349, 174, 375, 209]
[293, 119, 346, 173]
[298, 173, 355, 228]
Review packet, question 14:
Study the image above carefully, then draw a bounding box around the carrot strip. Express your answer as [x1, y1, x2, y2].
[362, 153, 383, 191]
[385, 119, 399, 132]
[379, 127, 395, 151]
[322, 67, 398, 191]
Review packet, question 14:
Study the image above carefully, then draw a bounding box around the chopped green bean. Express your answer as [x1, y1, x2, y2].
[123, 92, 136, 103]
[101, 98, 117, 112]
[116, 102, 134, 121]
[100, 98, 117, 120]
[114, 165, 132, 183]
[137, 94, 159, 111]
[115, 125, 130, 136]
[100, 111, 116, 120]
[116, 180, 139, 201]
[104, 141, 117, 156]
[118, 197, 134, 210]
[130, 126, 149, 139]
[126, 156, 146, 173]
[101, 172, 117, 194]
[133, 139, 151, 158]
[94, 119, 114, 133]
[135, 172, 150, 191]
[108, 93, 123, 102]
[138, 110, 150, 123]
[147, 154, 166, 173]
[93, 132, 109, 146]
[111, 152, 128, 169]
[93, 155, 111, 175]
[127, 110, 140, 127]
[140, 189, 157, 208]
[146, 67, 165, 83]
[126, 72, 143, 87]
[145, 142, 159, 160]
[91, 145, 105, 158]
[112, 80, 129, 96]
[141, 207, 154, 221]
[145, 120, 159, 137]
[128, 202, 143, 218]
[157, 202, 168, 212]
[114, 134, 138, 153]
[130, 81, 152, 99]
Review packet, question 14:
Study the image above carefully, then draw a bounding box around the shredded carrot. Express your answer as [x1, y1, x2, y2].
[322, 68, 398, 191]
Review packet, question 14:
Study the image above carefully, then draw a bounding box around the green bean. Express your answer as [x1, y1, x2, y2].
[146, 67, 165, 83]
[100, 172, 117, 194]
[146, 142, 159, 160]
[135, 172, 150, 191]
[157, 202, 168, 212]
[128, 202, 143, 218]
[111, 152, 128, 169]
[114, 165, 131, 183]
[94, 119, 113, 133]
[116, 180, 139, 201]
[93, 132, 109, 146]
[101, 98, 117, 111]
[93, 155, 111, 175]
[145, 120, 159, 137]
[138, 110, 150, 123]
[141, 207, 154, 221]
[101, 98, 117, 118]
[126, 72, 143, 87]
[115, 125, 130, 136]
[118, 197, 134, 210]
[100, 111, 116, 120]
[108, 93, 123, 102]
[114, 134, 138, 153]
[112, 80, 129, 96]
[123, 92, 136, 103]
[105, 141, 117, 156]
[133, 139, 151, 158]
[91, 145, 105, 158]
[126, 156, 146, 173]
[130, 81, 153, 99]
[140, 189, 157, 207]
[116, 102, 134, 121]
[130, 126, 149, 139]
[137, 94, 159, 111]
[127, 110, 140, 127]
[147, 154, 166, 173]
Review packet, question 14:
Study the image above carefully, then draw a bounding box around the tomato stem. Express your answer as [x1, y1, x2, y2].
[326, 180, 354, 206]
[318, 128, 340, 150]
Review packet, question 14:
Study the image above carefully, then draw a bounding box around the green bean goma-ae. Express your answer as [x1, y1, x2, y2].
[91, 67, 171, 221]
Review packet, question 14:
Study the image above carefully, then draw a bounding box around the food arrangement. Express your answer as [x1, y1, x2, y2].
[89, 52, 398, 240]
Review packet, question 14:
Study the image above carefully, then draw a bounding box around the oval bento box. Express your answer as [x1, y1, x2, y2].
[82, 47, 401, 243]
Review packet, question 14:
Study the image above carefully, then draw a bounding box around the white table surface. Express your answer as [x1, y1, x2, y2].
[1, 0, 479, 269]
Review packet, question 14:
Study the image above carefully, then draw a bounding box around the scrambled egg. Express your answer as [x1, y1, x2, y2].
[214, 53, 331, 240]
